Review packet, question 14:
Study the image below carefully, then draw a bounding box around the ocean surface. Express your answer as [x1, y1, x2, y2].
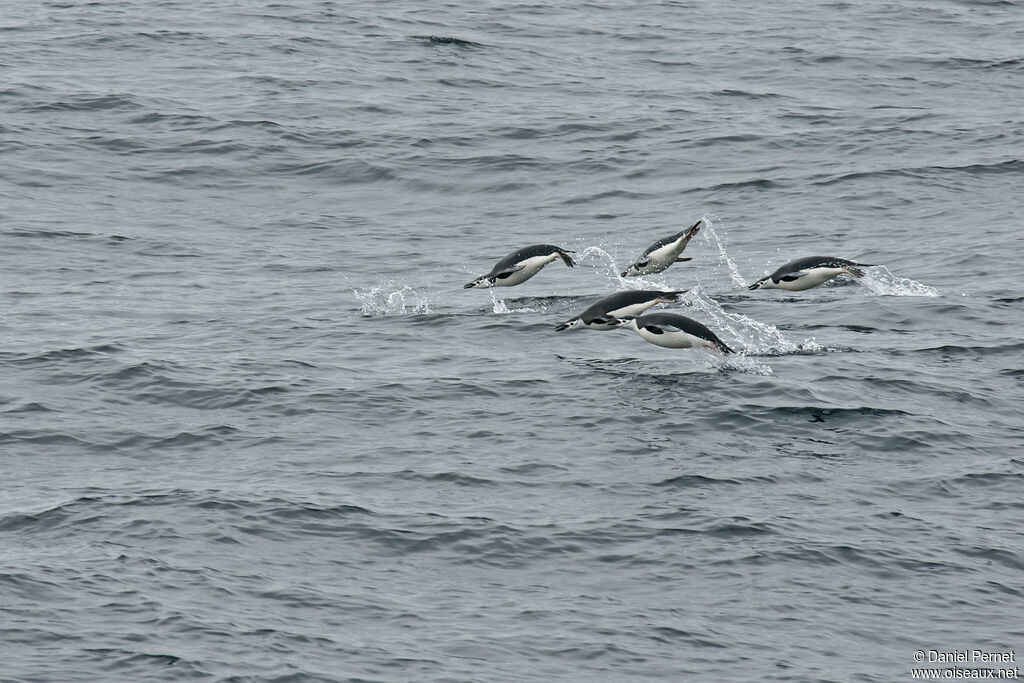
[2, 1, 1023, 681]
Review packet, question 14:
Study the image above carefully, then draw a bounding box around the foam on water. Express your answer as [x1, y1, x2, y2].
[695, 348, 775, 375]
[490, 292, 540, 314]
[354, 281, 433, 316]
[858, 266, 940, 297]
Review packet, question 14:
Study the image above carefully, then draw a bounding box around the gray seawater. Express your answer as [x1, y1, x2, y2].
[2, 1, 1023, 681]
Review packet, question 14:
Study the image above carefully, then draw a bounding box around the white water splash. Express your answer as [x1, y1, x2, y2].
[699, 213, 748, 288]
[578, 244, 619, 272]
[353, 282, 433, 316]
[858, 266, 939, 297]
[490, 292, 538, 314]
[578, 244, 691, 291]
[696, 350, 775, 375]
[683, 286, 825, 357]
[578, 245, 637, 289]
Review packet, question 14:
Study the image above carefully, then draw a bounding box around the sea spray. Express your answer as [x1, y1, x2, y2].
[859, 266, 940, 297]
[695, 349, 775, 375]
[353, 281, 433, 316]
[682, 287, 827, 356]
[700, 213, 749, 288]
[490, 292, 539, 314]
[578, 245, 640, 289]
[578, 244, 687, 291]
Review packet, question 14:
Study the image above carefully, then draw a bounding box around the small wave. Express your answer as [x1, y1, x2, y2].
[859, 266, 939, 297]
[9, 228, 131, 243]
[354, 281, 432, 316]
[713, 89, 785, 100]
[3, 343, 122, 365]
[17, 93, 142, 113]
[410, 35, 484, 48]
[0, 401, 57, 414]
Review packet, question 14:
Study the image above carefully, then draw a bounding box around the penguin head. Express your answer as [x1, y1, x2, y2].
[609, 316, 639, 331]
[620, 260, 647, 277]
[464, 276, 493, 289]
[748, 276, 771, 290]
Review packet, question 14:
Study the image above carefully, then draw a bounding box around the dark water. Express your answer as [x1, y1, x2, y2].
[2, 1, 1023, 681]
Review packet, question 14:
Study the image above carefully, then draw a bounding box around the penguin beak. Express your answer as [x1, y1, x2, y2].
[748, 280, 763, 290]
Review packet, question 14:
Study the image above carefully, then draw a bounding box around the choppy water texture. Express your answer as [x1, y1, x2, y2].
[2, 1, 1023, 681]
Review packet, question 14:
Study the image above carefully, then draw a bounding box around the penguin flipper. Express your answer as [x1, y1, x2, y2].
[778, 270, 808, 283]
[493, 264, 526, 280]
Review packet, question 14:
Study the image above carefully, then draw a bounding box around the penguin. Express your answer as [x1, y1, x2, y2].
[464, 244, 576, 289]
[612, 312, 734, 353]
[554, 290, 686, 331]
[621, 220, 702, 277]
[748, 256, 872, 291]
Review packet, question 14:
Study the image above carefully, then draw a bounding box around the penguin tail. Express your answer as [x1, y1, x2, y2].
[717, 341, 735, 354]
[684, 219, 702, 237]
[558, 250, 576, 267]
[845, 266, 866, 278]
[675, 257, 693, 262]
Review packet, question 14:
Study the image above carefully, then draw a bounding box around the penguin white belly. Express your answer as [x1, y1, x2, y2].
[778, 267, 847, 291]
[639, 242, 683, 273]
[494, 253, 558, 287]
[637, 328, 713, 349]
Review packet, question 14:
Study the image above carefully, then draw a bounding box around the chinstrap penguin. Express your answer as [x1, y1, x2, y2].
[748, 256, 872, 291]
[611, 312, 734, 353]
[621, 220, 702, 277]
[554, 290, 687, 331]
[464, 244, 576, 289]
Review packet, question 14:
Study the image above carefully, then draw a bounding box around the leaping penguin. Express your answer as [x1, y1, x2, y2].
[621, 220, 702, 277]
[464, 244, 576, 289]
[554, 290, 686, 331]
[748, 256, 872, 291]
[611, 312, 734, 353]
